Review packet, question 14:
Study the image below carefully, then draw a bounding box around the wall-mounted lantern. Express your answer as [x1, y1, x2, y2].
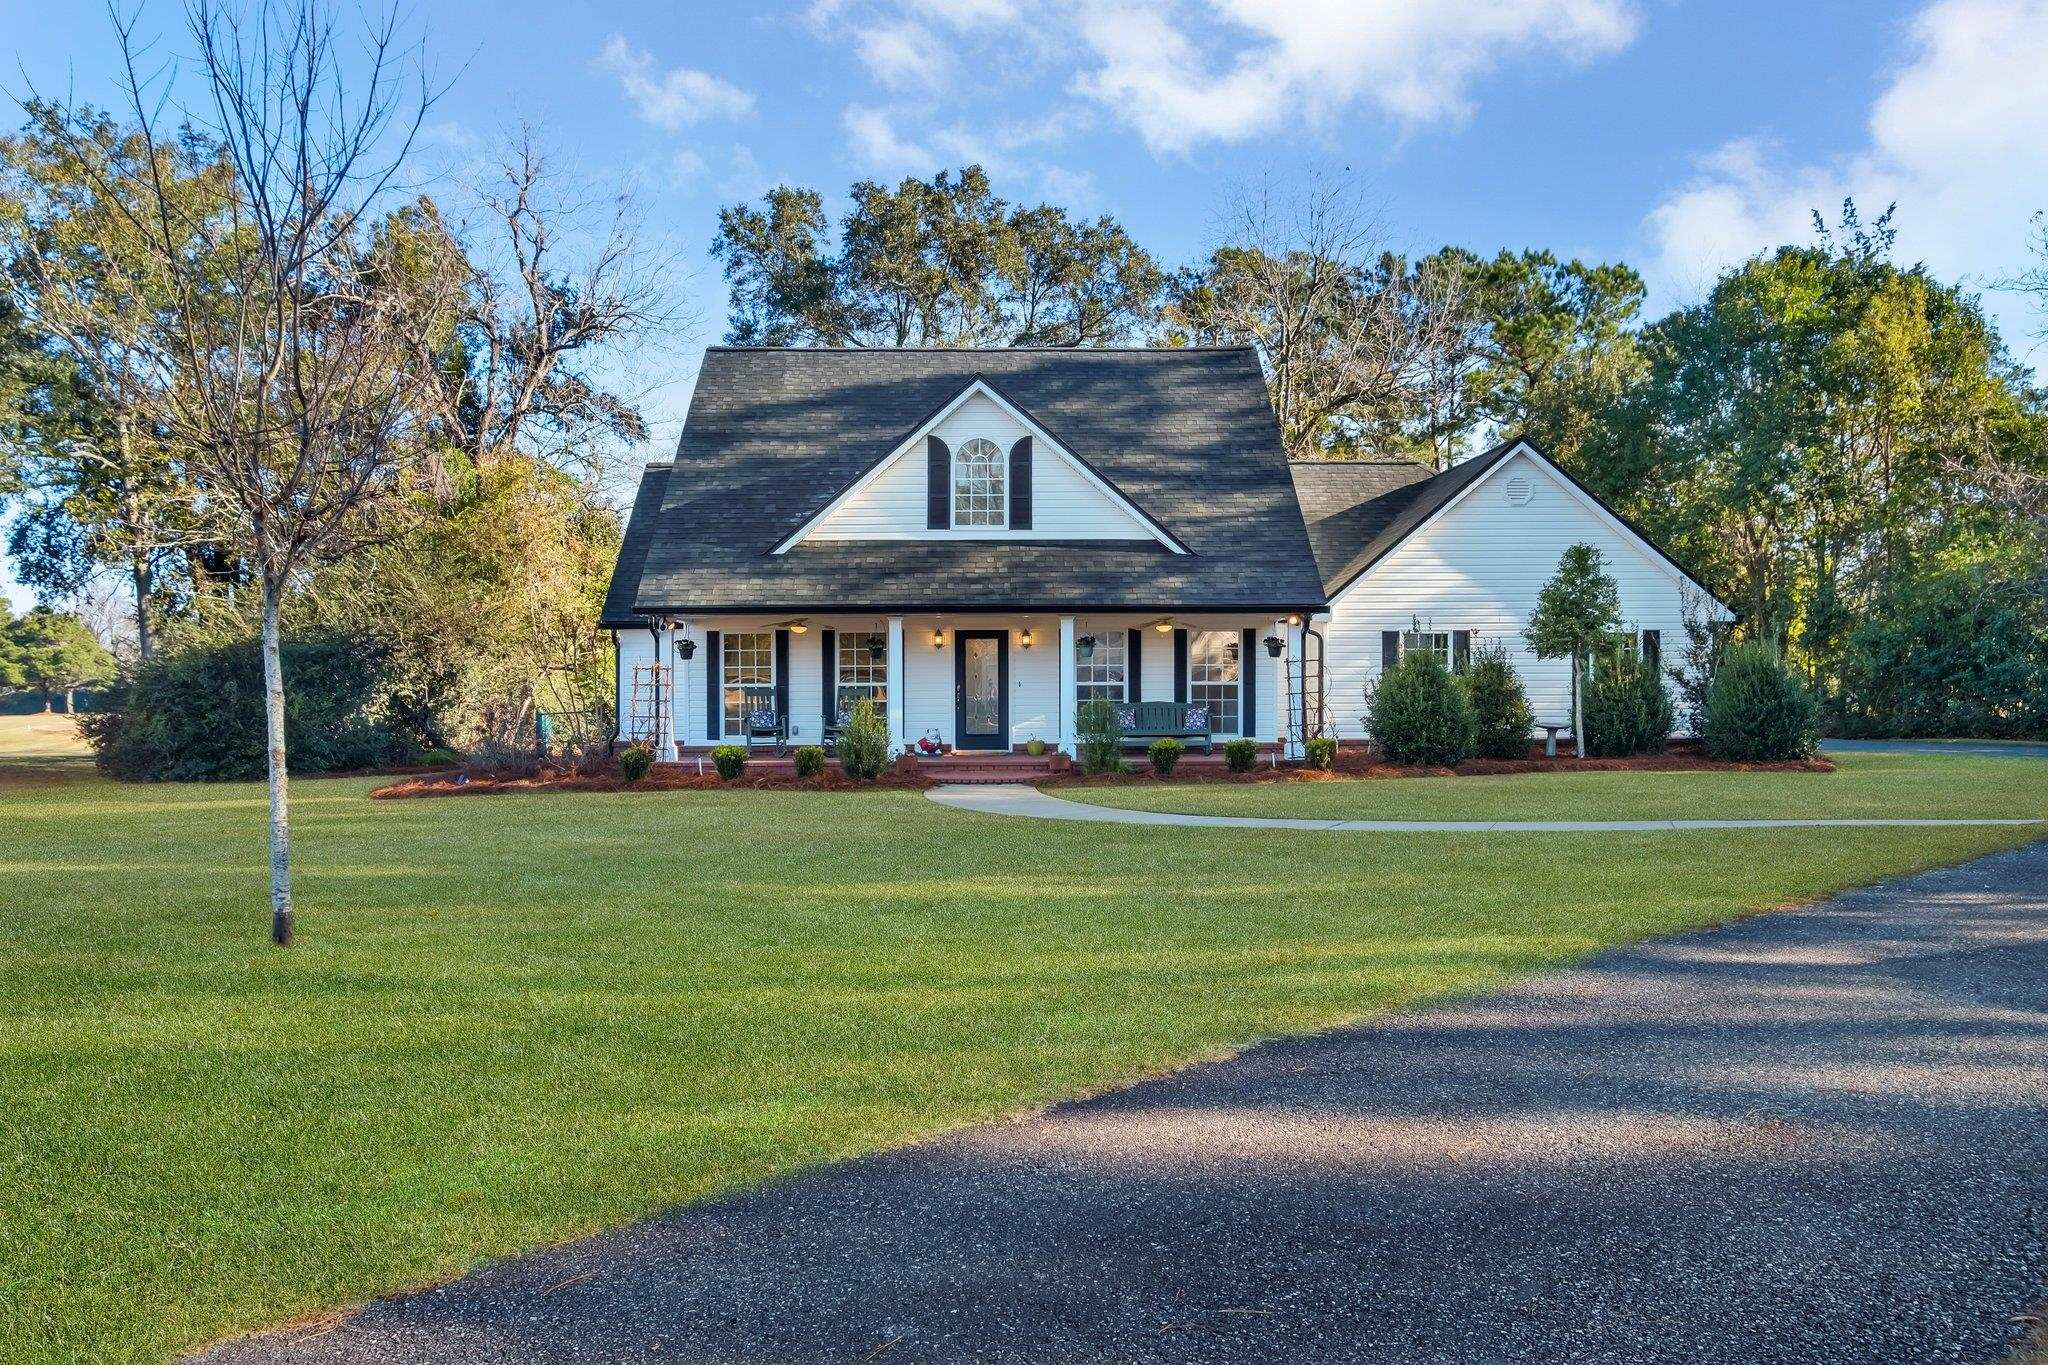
[1263, 635, 1284, 658]
[1018, 627, 1034, 649]
[930, 628, 946, 649]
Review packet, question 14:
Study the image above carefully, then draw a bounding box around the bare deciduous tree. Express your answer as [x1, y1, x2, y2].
[33, 0, 437, 945]
[1166, 177, 1480, 460]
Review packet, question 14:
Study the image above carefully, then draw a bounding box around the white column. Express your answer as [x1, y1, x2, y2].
[1056, 616, 1077, 754]
[655, 622, 680, 761]
[1285, 618, 1306, 759]
[885, 616, 906, 753]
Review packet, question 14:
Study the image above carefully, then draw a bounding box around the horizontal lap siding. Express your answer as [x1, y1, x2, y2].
[1321, 452, 1696, 739]
[810, 393, 1146, 541]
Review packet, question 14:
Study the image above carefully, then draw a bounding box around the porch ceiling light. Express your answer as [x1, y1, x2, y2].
[1148, 617, 1175, 633]
[1285, 613, 1303, 626]
[772, 618, 811, 635]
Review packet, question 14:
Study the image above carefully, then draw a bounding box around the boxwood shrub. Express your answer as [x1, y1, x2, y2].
[1222, 737, 1259, 773]
[617, 743, 653, 782]
[792, 745, 826, 778]
[710, 744, 749, 780]
[1147, 736, 1184, 776]
[1367, 649, 1476, 767]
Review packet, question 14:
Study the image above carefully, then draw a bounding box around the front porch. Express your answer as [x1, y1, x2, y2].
[617, 612, 1312, 761]
[659, 744, 1289, 784]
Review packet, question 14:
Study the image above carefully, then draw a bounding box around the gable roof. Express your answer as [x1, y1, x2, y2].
[1289, 438, 1728, 608]
[604, 347, 1327, 623]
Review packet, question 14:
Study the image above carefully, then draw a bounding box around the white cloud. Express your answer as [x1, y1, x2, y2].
[670, 149, 708, 179]
[843, 106, 933, 170]
[1069, 0, 1639, 155]
[597, 36, 755, 130]
[855, 20, 950, 88]
[1645, 0, 2048, 335]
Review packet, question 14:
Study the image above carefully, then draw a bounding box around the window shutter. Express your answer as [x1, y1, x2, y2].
[1641, 629, 1661, 672]
[926, 436, 951, 529]
[1126, 628, 1142, 701]
[1173, 629, 1189, 705]
[704, 630, 721, 740]
[1240, 628, 1257, 738]
[1452, 630, 1471, 671]
[820, 629, 836, 733]
[1381, 630, 1399, 671]
[774, 629, 791, 727]
[1009, 437, 1032, 529]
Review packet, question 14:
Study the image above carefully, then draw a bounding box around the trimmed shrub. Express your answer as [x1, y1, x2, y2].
[82, 631, 414, 781]
[792, 745, 826, 778]
[1582, 647, 1674, 757]
[1367, 649, 1477, 767]
[1463, 643, 1535, 759]
[1222, 737, 1259, 773]
[1304, 736, 1337, 769]
[617, 743, 653, 782]
[1076, 696, 1125, 774]
[710, 744, 748, 780]
[1148, 736, 1184, 776]
[836, 699, 889, 780]
[1703, 642, 1820, 761]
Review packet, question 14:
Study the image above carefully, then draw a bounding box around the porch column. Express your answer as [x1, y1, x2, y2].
[1056, 615, 1077, 754]
[655, 621, 680, 762]
[1284, 617, 1306, 760]
[885, 616, 906, 753]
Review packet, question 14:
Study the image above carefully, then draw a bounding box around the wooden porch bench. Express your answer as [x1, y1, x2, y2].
[1113, 701, 1215, 755]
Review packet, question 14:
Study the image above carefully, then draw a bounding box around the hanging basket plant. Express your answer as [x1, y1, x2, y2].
[1263, 635, 1284, 658]
[1077, 634, 1096, 659]
[865, 634, 885, 661]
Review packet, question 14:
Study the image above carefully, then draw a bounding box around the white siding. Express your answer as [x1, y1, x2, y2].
[803, 390, 1152, 542]
[1319, 451, 1706, 739]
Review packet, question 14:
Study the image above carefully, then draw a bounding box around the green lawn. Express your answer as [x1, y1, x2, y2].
[1058, 751, 2048, 822]
[2, 761, 2041, 1363]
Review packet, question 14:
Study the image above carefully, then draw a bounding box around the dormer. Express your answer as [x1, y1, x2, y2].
[774, 378, 1184, 553]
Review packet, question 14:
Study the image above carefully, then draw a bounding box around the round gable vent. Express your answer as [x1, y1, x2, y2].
[1504, 473, 1534, 506]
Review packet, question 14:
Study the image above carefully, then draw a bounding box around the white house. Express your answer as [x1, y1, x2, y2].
[602, 347, 1725, 760]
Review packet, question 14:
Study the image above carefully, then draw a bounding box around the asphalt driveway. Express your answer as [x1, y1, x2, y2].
[200, 839, 2048, 1364]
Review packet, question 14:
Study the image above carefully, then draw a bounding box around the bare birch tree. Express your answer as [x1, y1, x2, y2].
[31, 0, 435, 945]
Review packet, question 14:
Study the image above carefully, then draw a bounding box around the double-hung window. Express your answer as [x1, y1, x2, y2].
[953, 437, 1006, 528]
[1400, 630, 1452, 667]
[835, 633, 887, 718]
[1189, 630, 1241, 735]
[1075, 631, 1127, 703]
[721, 631, 773, 734]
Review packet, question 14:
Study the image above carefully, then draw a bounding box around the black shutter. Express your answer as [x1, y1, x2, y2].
[1126, 628, 1142, 701]
[1641, 629, 1661, 672]
[1452, 630, 1471, 671]
[1240, 627, 1257, 738]
[704, 630, 721, 740]
[820, 628, 837, 733]
[1381, 630, 1400, 671]
[774, 629, 791, 727]
[926, 436, 951, 529]
[1009, 437, 1032, 529]
[1173, 629, 1189, 704]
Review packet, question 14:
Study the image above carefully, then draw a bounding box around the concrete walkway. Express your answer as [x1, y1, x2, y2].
[924, 782, 2046, 832]
[196, 840, 2048, 1363]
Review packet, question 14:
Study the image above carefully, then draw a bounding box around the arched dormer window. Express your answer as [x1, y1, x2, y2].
[953, 437, 1006, 527]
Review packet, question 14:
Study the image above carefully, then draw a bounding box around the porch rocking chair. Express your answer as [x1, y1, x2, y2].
[738, 685, 787, 753]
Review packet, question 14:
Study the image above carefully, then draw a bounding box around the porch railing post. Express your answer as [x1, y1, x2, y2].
[656, 621, 680, 762]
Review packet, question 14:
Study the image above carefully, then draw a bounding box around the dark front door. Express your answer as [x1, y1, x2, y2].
[953, 630, 1010, 751]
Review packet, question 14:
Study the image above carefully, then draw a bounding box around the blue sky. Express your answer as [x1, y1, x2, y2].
[9, 0, 2048, 612]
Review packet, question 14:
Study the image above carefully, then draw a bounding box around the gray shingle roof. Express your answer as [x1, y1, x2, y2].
[603, 347, 1328, 624]
[1288, 441, 1522, 596]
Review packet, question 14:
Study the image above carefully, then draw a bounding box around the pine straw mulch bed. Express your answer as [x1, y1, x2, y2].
[1040, 744, 1834, 789]
[370, 761, 939, 799]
